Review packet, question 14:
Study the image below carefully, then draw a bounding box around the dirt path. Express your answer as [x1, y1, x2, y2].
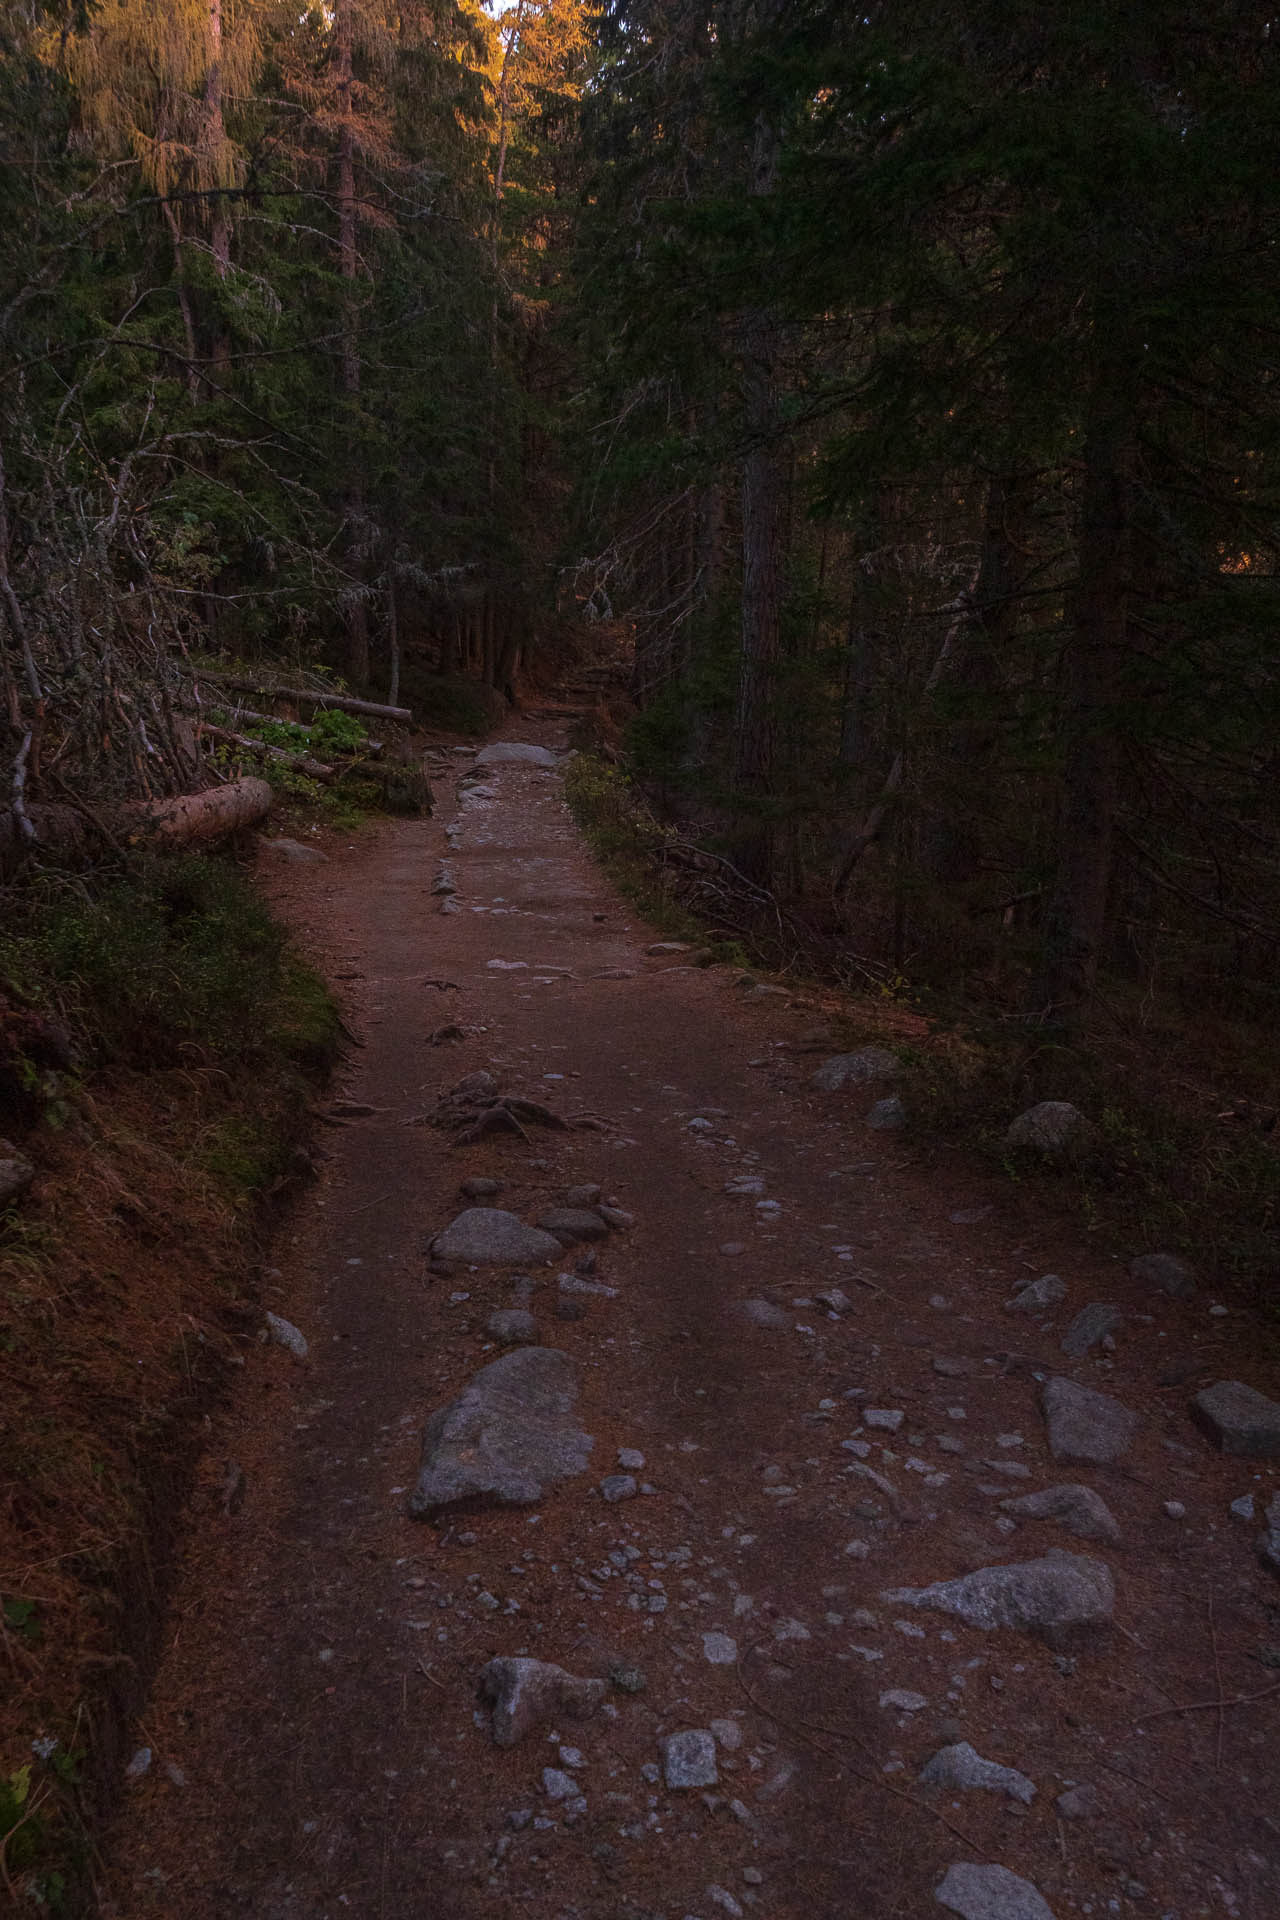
[104, 721, 1280, 1920]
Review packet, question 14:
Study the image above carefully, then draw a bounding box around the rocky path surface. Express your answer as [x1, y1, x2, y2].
[106, 721, 1280, 1920]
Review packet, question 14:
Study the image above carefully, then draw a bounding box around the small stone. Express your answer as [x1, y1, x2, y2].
[918, 1742, 1036, 1805]
[1008, 1274, 1066, 1315]
[265, 1312, 308, 1360]
[719, 1242, 747, 1257]
[646, 941, 689, 955]
[1000, 1485, 1121, 1546]
[564, 1184, 603, 1208]
[597, 1205, 634, 1230]
[879, 1689, 928, 1712]
[617, 1448, 645, 1470]
[935, 1862, 1056, 1920]
[701, 1632, 738, 1665]
[600, 1474, 637, 1503]
[479, 1657, 605, 1747]
[1257, 1531, 1280, 1574]
[486, 1308, 539, 1346]
[866, 1096, 906, 1130]
[933, 1356, 970, 1377]
[461, 1176, 503, 1199]
[743, 1866, 764, 1885]
[1131, 1251, 1197, 1299]
[710, 1718, 742, 1750]
[707, 1885, 744, 1918]
[662, 1729, 719, 1790]
[864, 1408, 904, 1432]
[1163, 1500, 1186, 1519]
[542, 1767, 576, 1799]
[884, 1551, 1115, 1648]
[1191, 1380, 1280, 1459]
[739, 1298, 790, 1331]
[1055, 1784, 1099, 1821]
[815, 1287, 852, 1314]
[0, 1148, 36, 1208]
[263, 837, 327, 864]
[1230, 1494, 1256, 1521]
[811, 1048, 900, 1091]
[125, 1748, 152, 1781]
[475, 741, 559, 768]
[609, 1663, 646, 1694]
[410, 1348, 594, 1518]
[1041, 1377, 1138, 1465]
[1060, 1303, 1121, 1358]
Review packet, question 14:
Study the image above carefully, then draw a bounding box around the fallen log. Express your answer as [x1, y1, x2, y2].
[197, 722, 336, 785]
[180, 699, 383, 758]
[194, 674, 412, 724]
[0, 776, 273, 866]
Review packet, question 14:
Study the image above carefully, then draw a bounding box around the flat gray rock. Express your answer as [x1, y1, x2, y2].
[431, 1208, 562, 1266]
[739, 1298, 791, 1331]
[811, 1048, 899, 1092]
[461, 1176, 503, 1199]
[919, 1742, 1035, 1804]
[662, 1729, 719, 1789]
[866, 1095, 906, 1130]
[486, 1308, 539, 1346]
[1003, 1101, 1094, 1160]
[1007, 1273, 1066, 1314]
[410, 1347, 593, 1518]
[537, 1207, 610, 1246]
[1041, 1376, 1138, 1465]
[1060, 1303, 1121, 1357]
[262, 837, 328, 864]
[936, 1863, 1056, 1920]
[1130, 1251, 1196, 1298]
[884, 1550, 1115, 1648]
[478, 1656, 604, 1747]
[1191, 1380, 1280, 1459]
[265, 1312, 308, 1360]
[564, 1183, 602, 1208]
[600, 1474, 637, 1503]
[0, 1149, 35, 1208]
[474, 742, 559, 768]
[999, 1484, 1121, 1546]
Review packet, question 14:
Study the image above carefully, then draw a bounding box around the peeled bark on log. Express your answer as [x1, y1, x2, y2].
[195, 675, 412, 723]
[0, 777, 272, 867]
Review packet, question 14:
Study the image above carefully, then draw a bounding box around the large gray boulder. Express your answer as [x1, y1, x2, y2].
[478, 1656, 604, 1747]
[1191, 1380, 1280, 1459]
[431, 1207, 562, 1266]
[1041, 1376, 1138, 1465]
[999, 1484, 1121, 1546]
[409, 1348, 593, 1518]
[1003, 1101, 1096, 1161]
[475, 742, 559, 769]
[883, 1549, 1115, 1648]
[811, 1048, 899, 1092]
[936, 1863, 1057, 1920]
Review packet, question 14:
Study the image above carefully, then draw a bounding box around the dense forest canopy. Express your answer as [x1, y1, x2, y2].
[2, 0, 1278, 1035]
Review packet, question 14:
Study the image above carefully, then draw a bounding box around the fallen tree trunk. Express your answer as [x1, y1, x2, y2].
[191, 704, 384, 758]
[194, 675, 412, 724]
[0, 777, 273, 867]
[197, 723, 336, 785]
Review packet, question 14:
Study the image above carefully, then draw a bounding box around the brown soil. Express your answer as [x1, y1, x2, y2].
[101, 717, 1280, 1920]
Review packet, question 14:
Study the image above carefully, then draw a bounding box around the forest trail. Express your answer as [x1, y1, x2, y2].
[104, 719, 1279, 1920]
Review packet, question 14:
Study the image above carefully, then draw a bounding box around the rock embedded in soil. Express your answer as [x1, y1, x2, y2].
[1002, 1101, 1095, 1162]
[537, 1207, 611, 1246]
[1007, 1274, 1066, 1315]
[478, 1656, 605, 1748]
[474, 742, 559, 768]
[461, 1176, 503, 1199]
[661, 1729, 719, 1790]
[264, 1312, 308, 1360]
[999, 1484, 1121, 1546]
[866, 1095, 906, 1131]
[815, 1286, 852, 1314]
[1060, 1303, 1121, 1358]
[1055, 1784, 1099, 1820]
[599, 1474, 637, 1503]
[879, 1689, 928, 1712]
[918, 1742, 1036, 1805]
[486, 1308, 539, 1346]
[596, 1204, 634, 1229]
[1130, 1250, 1197, 1298]
[431, 1208, 563, 1266]
[0, 1146, 35, 1208]
[263, 837, 328, 864]
[810, 1048, 900, 1091]
[936, 1862, 1057, 1920]
[1190, 1380, 1280, 1459]
[563, 1183, 602, 1208]
[409, 1347, 593, 1518]
[884, 1550, 1115, 1648]
[1041, 1376, 1138, 1466]
[739, 1298, 791, 1331]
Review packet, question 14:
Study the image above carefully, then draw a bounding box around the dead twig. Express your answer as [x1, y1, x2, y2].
[1135, 1679, 1280, 1724]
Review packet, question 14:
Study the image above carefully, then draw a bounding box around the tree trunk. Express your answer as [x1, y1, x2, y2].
[335, 0, 369, 686]
[1034, 386, 1133, 1024]
[0, 777, 273, 868]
